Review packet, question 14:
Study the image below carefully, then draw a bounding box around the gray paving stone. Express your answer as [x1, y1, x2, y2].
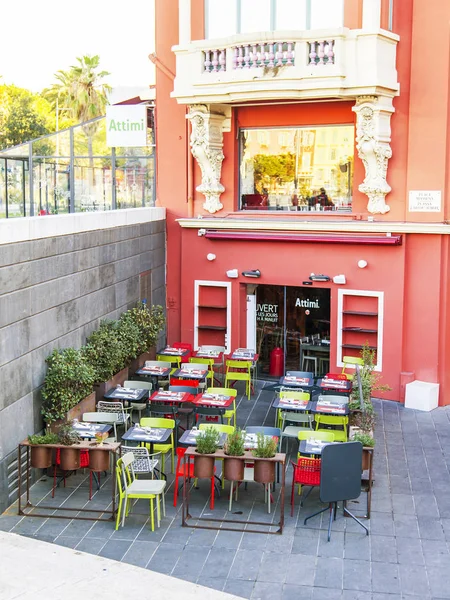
[343, 532, 370, 561]
[200, 547, 235, 579]
[257, 551, 289, 583]
[146, 542, 184, 575]
[75, 538, 106, 554]
[392, 493, 415, 515]
[372, 561, 400, 594]
[417, 516, 445, 540]
[98, 539, 132, 561]
[282, 584, 313, 600]
[312, 589, 343, 600]
[284, 554, 315, 586]
[292, 528, 320, 555]
[342, 559, 371, 592]
[421, 539, 450, 567]
[341, 592, 371, 600]
[427, 566, 450, 598]
[213, 529, 243, 548]
[121, 540, 158, 568]
[317, 530, 344, 558]
[369, 512, 395, 536]
[314, 556, 343, 589]
[394, 514, 420, 538]
[224, 579, 254, 599]
[371, 535, 397, 563]
[252, 581, 283, 600]
[52, 536, 79, 548]
[396, 535, 424, 565]
[398, 563, 430, 597]
[199, 577, 226, 592]
[231, 549, 264, 581]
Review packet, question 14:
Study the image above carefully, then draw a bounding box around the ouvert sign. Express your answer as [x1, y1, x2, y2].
[106, 105, 148, 147]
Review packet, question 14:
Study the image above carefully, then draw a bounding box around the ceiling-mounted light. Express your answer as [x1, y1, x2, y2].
[309, 273, 331, 282]
[242, 269, 261, 278]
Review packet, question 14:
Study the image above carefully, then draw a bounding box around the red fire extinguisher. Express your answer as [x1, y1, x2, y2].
[269, 347, 284, 377]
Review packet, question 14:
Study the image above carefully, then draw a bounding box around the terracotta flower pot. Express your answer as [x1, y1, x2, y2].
[223, 457, 245, 481]
[30, 446, 53, 469]
[253, 460, 275, 484]
[89, 448, 110, 472]
[194, 454, 215, 478]
[60, 448, 81, 471]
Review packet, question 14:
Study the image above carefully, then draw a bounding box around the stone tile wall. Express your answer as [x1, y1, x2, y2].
[0, 213, 166, 511]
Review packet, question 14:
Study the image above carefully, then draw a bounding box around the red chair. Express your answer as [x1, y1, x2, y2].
[173, 342, 192, 363]
[173, 447, 216, 509]
[290, 458, 321, 516]
[170, 377, 200, 388]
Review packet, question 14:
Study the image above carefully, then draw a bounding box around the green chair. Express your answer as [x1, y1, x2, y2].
[140, 417, 176, 473]
[206, 387, 238, 427]
[315, 414, 348, 442]
[280, 412, 314, 451]
[115, 452, 166, 531]
[341, 356, 364, 380]
[276, 390, 310, 428]
[225, 360, 252, 401]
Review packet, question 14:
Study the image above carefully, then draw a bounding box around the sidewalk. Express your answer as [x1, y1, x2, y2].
[0, 530, 239, 600]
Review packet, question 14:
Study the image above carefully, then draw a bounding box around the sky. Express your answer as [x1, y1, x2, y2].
[0, 0, 155, 94]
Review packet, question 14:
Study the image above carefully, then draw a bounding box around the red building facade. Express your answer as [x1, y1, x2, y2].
[154, 0, 450, 404]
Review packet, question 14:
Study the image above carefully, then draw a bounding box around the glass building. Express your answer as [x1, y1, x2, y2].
[0, 109, 155, 218]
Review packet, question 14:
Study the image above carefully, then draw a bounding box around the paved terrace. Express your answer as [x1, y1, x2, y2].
[1, 384, 450, 600]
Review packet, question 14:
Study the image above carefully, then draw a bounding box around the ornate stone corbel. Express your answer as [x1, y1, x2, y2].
[352, 96, 394, 215]
[187, 104, 229, 214]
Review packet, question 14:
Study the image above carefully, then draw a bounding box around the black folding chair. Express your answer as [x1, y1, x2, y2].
[193, 406, 225, 425]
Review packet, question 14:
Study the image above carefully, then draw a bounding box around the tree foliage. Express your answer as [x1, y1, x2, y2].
[253, 152, 296, 192]
[0, 84, 53, 150]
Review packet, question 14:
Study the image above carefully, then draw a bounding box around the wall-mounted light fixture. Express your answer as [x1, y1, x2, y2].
[333, 274, 347, 284]
[309, 273, 331, 282]
[357, 260, 368, 269]
[242, 269, 261, 278]
[226, 269, 239, 278]
[206, 253, 216, 261]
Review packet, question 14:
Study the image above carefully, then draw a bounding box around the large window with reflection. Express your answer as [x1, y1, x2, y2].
[239, 125, 354, 212]
[205, 0, 343, 38]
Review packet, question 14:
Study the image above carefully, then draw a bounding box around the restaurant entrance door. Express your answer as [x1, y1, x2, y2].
[256, 285, 331, 379]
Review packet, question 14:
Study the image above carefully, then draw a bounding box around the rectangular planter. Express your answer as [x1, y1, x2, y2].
[128, 350, 156, 376]
[48, 391, 96, 433]
[94, 366, 129, 402]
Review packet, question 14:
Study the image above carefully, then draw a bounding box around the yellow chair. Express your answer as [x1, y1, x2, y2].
[225, 360, 252, 401]
[315, 414, 348, 442]
[206, 387, 238, 427]
[115, 453, 166, 531]
[190, 357, 214, 386]
[157, 354, 181, 376]
[341, 356, 364, 380]
[298, 430, 336, 444]
[140, 417, 176, 473]
[276, 390, 310, 428]
[199, 423, 235, 488]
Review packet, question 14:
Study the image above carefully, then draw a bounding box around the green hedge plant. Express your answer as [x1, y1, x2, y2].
[83, 320, 127, 384]
[125, 303, 165, 355]
[41, 348, 95, 424]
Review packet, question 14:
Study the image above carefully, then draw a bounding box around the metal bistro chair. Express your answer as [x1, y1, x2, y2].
[206, 387, 238, 427]
[120, 446, 161, 479]
[225, 360, 252, 401]
[115, 453, 166, 531]
[96, 401, 131, 432]
[123, 380, 152, 423]
[189, 357, 214, 387]
[290, 457, 322, 516]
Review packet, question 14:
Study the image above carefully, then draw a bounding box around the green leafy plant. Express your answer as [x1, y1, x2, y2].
[94, 431, 109, 445]
[28, 432, 59, 445]
[83, 320, 127, 384]
[224, 428, 245, 457]
[352, 410, 376, 433]
[196, 427, 220, 454]
[41, 348, 96, 424]
[351, 432, 375, 448]
[252, 433, 277, 459]
[124, 303, 165, 355]
[57, 422, 81, 446]
[349, 343, 391, 411]
[116, 313, 141, 364]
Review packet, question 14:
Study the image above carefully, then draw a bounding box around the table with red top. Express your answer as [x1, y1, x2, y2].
[318, 375, 352, 393]
[191, 392, 234, 408]
[149, 389, 193, 404]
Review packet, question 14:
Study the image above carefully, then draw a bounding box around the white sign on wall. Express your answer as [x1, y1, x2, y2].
[409, 190, 441, 212]
[106, 105, 148, 148]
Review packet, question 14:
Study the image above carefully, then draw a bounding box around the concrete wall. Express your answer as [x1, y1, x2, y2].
[0, 208, 166, 511]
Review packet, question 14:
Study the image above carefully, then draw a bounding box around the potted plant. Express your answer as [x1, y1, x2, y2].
[194, 427, 220, 478]
[41, 348, 96, 427]
[125, 303, 166, 373]
[83, 320, 130, 400]
[351, 432, 375, 470]
[57, 423, 82, 471]
[252, 433, 278, 484]
[28, 432, 59, 468]
[89, 432, 110, 472]
[223, 428, 246, 481]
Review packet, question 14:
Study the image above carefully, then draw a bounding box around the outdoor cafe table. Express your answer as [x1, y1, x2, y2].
[311, 397, 350, 416]
[191, 392, 234, 408]
[279, 373, 314, 389]
[135, 364, 172, 387]
[149, 389, 192, 404]
[194, 349, 224, 360]
[103, 386, 148, 406]
[230, 348, 258, 362]
[178, 428, 228, 447]
[271, 395, 312, 426]
[121, 425, 172, 453]
[72, 422, 112, 439]
[157, 346, 190, 358]
[318, 376, 352, 394]
[298, 438, 339, 456]
[172, 367, 208, 381]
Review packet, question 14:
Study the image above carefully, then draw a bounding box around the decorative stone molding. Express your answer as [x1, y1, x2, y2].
[187, 104, 229, 214]
[352, 96, 394, 215]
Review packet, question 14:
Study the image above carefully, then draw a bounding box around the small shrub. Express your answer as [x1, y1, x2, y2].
[196, 427, 220, 454]
[57, 423, 81, 446]
[83, 320, 126, 384]
[351, 432, 375, 448]
[252, 433, 277, 459]
[124, 303, 165, 354]
[41, 348, 96, 424]
[224, 428, 245, 457]
[28, 433, 59, 445]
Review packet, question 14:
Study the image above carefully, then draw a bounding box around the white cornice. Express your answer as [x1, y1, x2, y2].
[177, 217, 450, 235]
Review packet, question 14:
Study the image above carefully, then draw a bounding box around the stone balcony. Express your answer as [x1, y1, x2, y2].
[171, 27, 399, 105]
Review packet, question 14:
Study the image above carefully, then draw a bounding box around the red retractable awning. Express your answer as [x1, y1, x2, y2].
[203, 231, 402, 245]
